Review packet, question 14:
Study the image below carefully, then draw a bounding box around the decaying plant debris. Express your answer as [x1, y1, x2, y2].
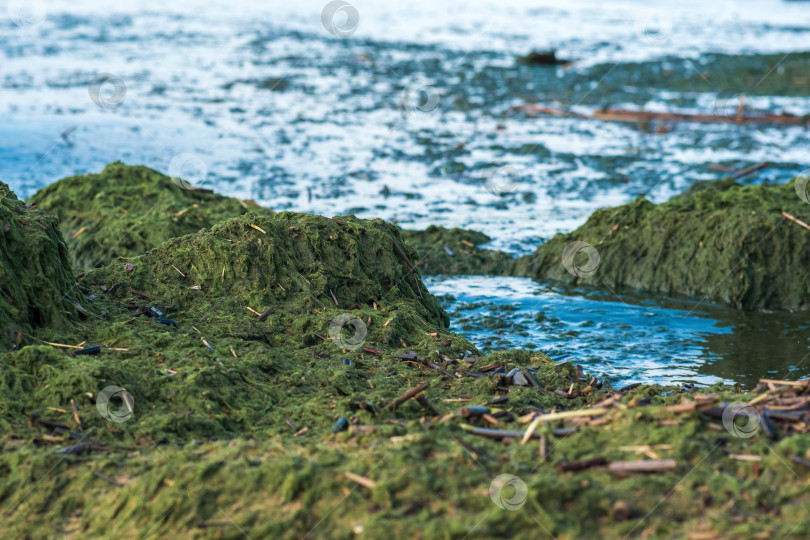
[2, 165, 810, 539]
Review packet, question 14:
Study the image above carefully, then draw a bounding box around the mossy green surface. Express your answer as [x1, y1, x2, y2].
[400, 225, 516, 276]
[1, 210, 464, 442]
[31, 162, 273, 270]
[515, 178, 810, 311]
[3, 172, 810, 538]
[0, 181, 80, 350]
[3, 380, 810, 539]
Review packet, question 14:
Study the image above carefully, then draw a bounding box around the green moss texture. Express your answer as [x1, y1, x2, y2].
[31, 162, 273, 270]
[515, 178, 810, 310]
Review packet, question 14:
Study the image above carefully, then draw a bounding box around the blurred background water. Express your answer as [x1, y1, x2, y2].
[2, 0, 809, 385]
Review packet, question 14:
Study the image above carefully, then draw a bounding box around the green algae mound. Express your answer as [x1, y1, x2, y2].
[0, 210, 465, 442]
[3, 172, 810, 538]
[85, 210, 449, 331]
[401, 225, 516, 275]
[515, 179, 810, 311]
[0, 181, 81, 349]
[31, 162, 273, 270]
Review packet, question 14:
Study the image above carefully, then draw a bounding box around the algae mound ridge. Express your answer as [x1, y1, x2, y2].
[0, 181, 81, 349]
[31, 162, 273, 270]
[1, 210, 469, 442]
[515, 178, 810, 311]
[84, 210, 448, 330]
[400, 225, 516, 276]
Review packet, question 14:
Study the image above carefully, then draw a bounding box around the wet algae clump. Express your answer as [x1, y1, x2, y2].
[31, 162, 273, 270]
[3, 172, 810, 538]
[84, 210, 449, 334]
[515, 178, 810, 311]
[401, 225, 516, 276]
[0, 181, 82, 349]
[0, 210, 461, 441]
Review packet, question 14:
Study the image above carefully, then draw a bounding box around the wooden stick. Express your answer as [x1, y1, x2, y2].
[453, 437, 494, 462]
[531, 408, 609, 423]
[782, 212, 810, 232]
[42, 341, 82, 349]
[608, 459, 677, 474]
[392, 240, 417, 273]
[731, 161, 769, 180]
[93, 470, 124, 487]
[513, 103, 809, 126]
[344, 472, 377, 489]
[521, 415, 545, 445]
[728, 454, 762, 462]
[129, 288, 154, 300]
[748, 393, 773, 406]
[386, 382, 428, 410]
[416, 394, 441, 417]
[459, 406, 490, 418]
[557, 457, 607, 472]
[460, 424, 574, 440]
[759, 378, 809, 388]
[70, 399, 83, 431]
[258, 307, 275, 322]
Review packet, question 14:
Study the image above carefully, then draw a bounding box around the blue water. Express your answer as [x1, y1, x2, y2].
[427, 276, 810, 387]
[3, 0, 810, 385]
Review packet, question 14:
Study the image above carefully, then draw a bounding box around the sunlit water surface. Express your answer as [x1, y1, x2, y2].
[2, 0, 810, 385]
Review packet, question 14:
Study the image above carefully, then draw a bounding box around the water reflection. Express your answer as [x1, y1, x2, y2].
[425, 275, 810, 388]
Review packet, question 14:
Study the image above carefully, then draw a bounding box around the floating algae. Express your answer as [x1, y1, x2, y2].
[587, 52, 810, 99]
[31, 162, 273, 270]
[514, 178, 810, 311]
[400, 225, 516, 276]
[0, 181, 82, 349]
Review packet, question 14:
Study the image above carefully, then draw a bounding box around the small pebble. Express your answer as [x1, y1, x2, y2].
[612, 501, 632, 521]
[512, 371, 529, 386]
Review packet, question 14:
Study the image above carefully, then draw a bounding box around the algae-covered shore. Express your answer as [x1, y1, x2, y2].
[407, 176, 810, 312]
[2, 164, 810, 538]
